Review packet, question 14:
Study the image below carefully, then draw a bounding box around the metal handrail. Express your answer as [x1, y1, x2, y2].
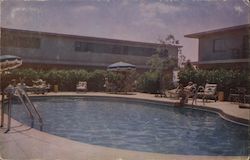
[15, 90, 35, 128]
[15, 87, 43, 131]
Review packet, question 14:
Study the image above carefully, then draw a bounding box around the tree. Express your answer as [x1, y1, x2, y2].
[158, 34, 186, 68]
[184, 59, 195, 70]
[147, 35, 179, 92]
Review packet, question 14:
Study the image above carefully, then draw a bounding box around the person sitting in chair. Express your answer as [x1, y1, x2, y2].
[179, 82, 196, 105]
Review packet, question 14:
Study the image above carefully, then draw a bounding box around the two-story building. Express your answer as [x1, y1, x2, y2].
[1, 28, 180, 72]
[185, 24, 250, 69]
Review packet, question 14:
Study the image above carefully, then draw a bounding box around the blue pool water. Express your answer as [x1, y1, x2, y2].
[11, 97, 248, 155]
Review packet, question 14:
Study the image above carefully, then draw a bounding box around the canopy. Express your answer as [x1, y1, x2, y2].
[0, 55, 22, 73]
[107, 61, 136, 71]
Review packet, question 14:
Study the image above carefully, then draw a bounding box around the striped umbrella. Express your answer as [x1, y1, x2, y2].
[0, 55, 22, 73]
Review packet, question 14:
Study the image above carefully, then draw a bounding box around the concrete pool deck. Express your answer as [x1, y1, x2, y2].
[0, 92, 249, 160]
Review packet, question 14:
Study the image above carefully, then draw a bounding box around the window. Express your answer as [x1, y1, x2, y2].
[75, 41, 93, 52]
[213, 39, 226, 52]
[123, 46, 128, 55]
[127, 46, 156, 57]
[94, 43, 112, 53]
[243, 35, 250, 50]
[242, 35, 250, 58]
[85, 43, 94, 52]
[75, 41, 82, 51]
[112, 45, 122, 54]
[75, 41, 157, 57]
[2, 36, 40, 49]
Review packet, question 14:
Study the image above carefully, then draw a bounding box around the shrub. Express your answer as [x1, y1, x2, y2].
[11, 68, 40, 85]
[45, 69, 89, 91]
[137, 71, 159, 93]
[87, 70, 106, 91]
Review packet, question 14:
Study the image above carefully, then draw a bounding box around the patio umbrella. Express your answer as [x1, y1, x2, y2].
[107, 62, 136, 93]
[0, 55, 22, 73]
[107, 61, 136, 71]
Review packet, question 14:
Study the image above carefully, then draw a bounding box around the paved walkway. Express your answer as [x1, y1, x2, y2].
[0, 92, 249, 160]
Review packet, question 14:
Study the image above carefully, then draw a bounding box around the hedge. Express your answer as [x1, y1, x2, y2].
[2, 68, 249, 97]
[178, 68, 250, 97]
[1, 69, 136, 92]
[1, 69, 104, 91]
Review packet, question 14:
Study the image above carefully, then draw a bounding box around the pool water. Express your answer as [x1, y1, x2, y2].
[11, 97, 248, 155]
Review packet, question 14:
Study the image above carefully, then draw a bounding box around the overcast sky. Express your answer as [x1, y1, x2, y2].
[1, 0, 249, 61]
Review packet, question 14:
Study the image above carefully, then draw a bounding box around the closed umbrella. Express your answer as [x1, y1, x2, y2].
[0, 55, 22, 73]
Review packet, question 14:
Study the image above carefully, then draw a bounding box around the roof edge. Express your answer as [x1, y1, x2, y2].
[184, 24, 250, 39]
[1, 27, 182, 48]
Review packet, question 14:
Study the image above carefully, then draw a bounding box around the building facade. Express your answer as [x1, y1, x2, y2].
[185, 24, 250, 69]
[1, 28, 180, 72]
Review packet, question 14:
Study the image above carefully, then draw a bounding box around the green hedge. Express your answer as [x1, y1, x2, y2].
[178, 68, 250, 97]
[87, 70, 106, 91]
[1, 69, 106, 92]
[3, 68, 247, 97]
[137, 71, 159, 93]
[137, 71, 174, 94]
[1, 69, 139, 92]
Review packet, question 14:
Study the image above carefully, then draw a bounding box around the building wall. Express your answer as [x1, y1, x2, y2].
[198, 29, 249, 62]
[1, 28, 179, 71]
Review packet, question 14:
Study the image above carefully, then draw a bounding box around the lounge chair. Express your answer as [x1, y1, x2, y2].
[31, 79, 49, 94]
[166, 82, 196, 101]
[76, 81, 87, 92]
[155, 89, 167, 98]
[166, 87, 180, 99]
[196, 83, 218, 104]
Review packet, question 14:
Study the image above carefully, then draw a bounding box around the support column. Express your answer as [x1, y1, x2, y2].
[4, 94, 11, 133]
[0, 92, 4, 127]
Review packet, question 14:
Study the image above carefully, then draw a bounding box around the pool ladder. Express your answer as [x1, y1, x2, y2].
[1, 86, 43, 133]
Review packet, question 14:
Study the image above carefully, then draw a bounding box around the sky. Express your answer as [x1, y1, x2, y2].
[1, 0, 249, 61]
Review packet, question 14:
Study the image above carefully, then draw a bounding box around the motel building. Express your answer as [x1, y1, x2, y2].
[185, 24, 250, 70]
[1, 27, 181, 73]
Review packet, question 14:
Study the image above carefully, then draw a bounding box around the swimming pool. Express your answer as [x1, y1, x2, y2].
[11, 96, 248, 156]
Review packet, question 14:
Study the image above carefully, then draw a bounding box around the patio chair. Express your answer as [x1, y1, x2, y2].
[31, 79, 48, 94]
[196, 83, 218, 104]
[16, 81, 33, 92]
[245, 94, 250, 104]
[228, 87, 247, 103]
[76, 81, 87, 92]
